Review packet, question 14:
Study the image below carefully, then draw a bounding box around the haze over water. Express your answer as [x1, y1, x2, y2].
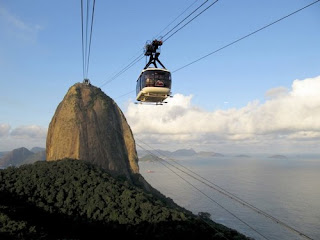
[140, 155, 320, 240]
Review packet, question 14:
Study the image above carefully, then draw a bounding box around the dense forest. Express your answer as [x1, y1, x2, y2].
[0, 159, 249, 239]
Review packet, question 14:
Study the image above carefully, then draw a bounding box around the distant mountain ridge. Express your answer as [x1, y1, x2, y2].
[30, 147, 45, 153]
[171, 148, 197, 156]
[235, 154, 251, 158]
[0, 147, 45, 168]
[138, 148, 224, 160]
[269, 154, 287, 159]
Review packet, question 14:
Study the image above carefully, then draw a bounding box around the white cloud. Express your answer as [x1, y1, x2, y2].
[126, 75, 320, 153]
[0, 124, 47, 151]
[0, 123, 11, 137]
[265, 87, 288, 99]
[0, 6, 43, 42]
[10, 125, 47, 139]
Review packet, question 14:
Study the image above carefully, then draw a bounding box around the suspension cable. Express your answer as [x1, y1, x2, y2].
[68, 73, 313, 239]
[136, 143, 230, 240]
[77, 2, 317, 238]
[154, 0, 201, 39]
[99, 48, 144, 87]
[173, 0, 320, 73]
[136, 142, 270, 240]
[111, 0, 319, 103]
[160, 0, 211, 40]
[100, 53, 144, 88]
[162, 0, 219, 43]
[80, 0, 96, 81]
[81, 0, 85, 79]
[100, 0, 219, 88]
[86, 0, 96, 78]
[85, 0, 89, 77]
[137, 138, 314, 240]
[114, 90, 135, 100]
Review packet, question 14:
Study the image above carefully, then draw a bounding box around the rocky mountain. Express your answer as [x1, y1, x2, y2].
[23, 150, 46, 165]
[0, 147, 46, 168]
[46, 83, 139, 182]
[0, 147, 34, 168]
[30, 147, 46, 153]
[0, 152, 9, 158]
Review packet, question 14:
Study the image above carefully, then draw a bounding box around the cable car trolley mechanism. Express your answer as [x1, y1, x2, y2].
[136, 39, 172, 104]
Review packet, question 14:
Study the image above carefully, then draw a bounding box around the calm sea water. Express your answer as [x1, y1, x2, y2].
[139, 156, 320, 240]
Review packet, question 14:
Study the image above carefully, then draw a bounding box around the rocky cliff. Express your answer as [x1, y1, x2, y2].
[46, 83, 139, 181]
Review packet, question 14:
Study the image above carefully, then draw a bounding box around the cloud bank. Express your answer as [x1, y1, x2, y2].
[126, 76, 320, 154]
[0, 124, 47, 151]
[2, 76, 319, 153]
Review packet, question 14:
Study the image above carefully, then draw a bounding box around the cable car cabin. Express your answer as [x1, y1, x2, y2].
[136, 68, 172, 103]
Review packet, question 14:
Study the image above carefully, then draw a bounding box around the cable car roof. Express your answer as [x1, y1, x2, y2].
[141, 68, 171, 74]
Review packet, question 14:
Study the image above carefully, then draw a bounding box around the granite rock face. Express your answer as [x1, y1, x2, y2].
[46, 83, 139, 181]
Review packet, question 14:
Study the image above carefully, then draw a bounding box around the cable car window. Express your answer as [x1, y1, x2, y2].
[155, 72, 164, 80]
[146, 72, 154, 87]
[140, 70, 171, 88]
[136, 75, 142, 95]
[141, 73, 146, 88]
[152, 71, 171, 88]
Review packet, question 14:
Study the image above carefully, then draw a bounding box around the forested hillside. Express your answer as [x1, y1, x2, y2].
[0, 159, 249, 239]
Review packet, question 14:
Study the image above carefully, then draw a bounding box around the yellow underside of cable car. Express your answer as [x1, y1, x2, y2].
[137, 87, 170, 103]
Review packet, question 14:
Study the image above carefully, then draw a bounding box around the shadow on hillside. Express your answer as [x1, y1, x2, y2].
[0, 191, 247, 240]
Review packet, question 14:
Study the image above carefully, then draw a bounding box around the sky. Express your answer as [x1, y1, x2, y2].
[0, 0, 320, 154]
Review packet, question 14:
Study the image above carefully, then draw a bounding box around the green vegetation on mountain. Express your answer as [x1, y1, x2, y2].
[0, 159, 249, 239]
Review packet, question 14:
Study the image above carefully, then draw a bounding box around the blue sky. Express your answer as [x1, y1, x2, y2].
[1, 0, 320, 153]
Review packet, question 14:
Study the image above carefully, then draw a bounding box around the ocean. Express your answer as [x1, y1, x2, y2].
[139, 155, 320, 240]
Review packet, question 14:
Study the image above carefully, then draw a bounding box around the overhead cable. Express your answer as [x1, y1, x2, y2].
[160, 0, 211, 40]
[114, 90, 135, 100]
[173, 0, 320, 73]
[100, 53, 144, 88]
[154, 0, 201, 39]
[81, 0, 96, 80]
[100, 0, 219, 88]
[136, 142, 270, 240]
[162, 0, 219, 42]
[137, 139, 314, 240]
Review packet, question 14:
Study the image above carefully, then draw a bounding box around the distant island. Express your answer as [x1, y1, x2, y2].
[138, 148, 224, 159]
[269, 155, 288, 159]
[139, 154, 164, 162]
[197, 151, 224, 157]
[235, 154, 251, 158]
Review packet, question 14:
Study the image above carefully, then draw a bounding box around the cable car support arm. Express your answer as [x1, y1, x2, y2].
[144, 40, 166, 69]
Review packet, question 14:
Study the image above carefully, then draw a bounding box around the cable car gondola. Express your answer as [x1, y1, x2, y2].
[136, 40, 172, 104]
